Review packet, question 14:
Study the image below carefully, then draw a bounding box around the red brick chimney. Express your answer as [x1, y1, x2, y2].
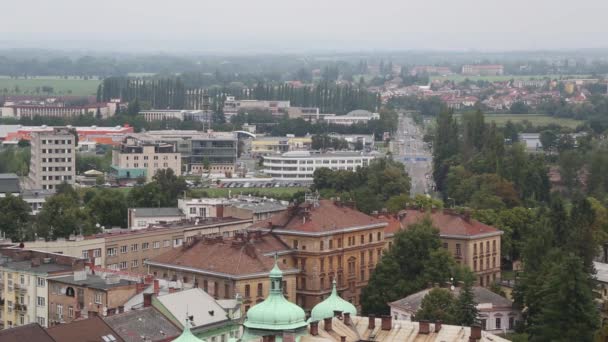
[343, 312, 352, 326]
[368, 315, 375, 329]
[333, 310, 343, 318]
[419, 320, 430, 334]
[310, 321, 319, 336]
[381, 315, 392, 331]
[470, 324, 482, 340]
[118, 306, 124, 314]
[262, 336, 275, 342]
[435, 320, 442, 332]
[340, 336, 346, 342]
[143, 293, 153, 308]
[153, 279, 160, 295]
[323, 317, 333, 331]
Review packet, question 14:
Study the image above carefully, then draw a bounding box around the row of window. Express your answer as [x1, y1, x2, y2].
[42, 166, 72, 172]
[41, 149, 72, 154]
[42, 175, 72, 181]
[81, 249, 102, 259]
[473, 240, 498, 256]
[106, 240, 176, 256]
[41, 157, 72, 163]
[292, 232, 383, 252]
[473, 257, 497, 271]
[125, 155, 177, 160]
[41, 139, 72, 145]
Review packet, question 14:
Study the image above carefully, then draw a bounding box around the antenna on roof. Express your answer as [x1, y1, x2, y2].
[304, 191, 320, 207]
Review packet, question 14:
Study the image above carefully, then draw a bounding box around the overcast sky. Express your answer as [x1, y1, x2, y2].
[2, 0, 608, 52]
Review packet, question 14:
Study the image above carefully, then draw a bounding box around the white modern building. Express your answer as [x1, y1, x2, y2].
[323, 110, 380, 126]
[138, 109, 212, 123]
[262, 150, 379, 180]
[178, 198, 229, 220]
[127, 208, 186, 229]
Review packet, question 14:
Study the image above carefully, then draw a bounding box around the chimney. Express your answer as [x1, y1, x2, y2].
[154, 279, 160, 295]
[310, 321, 319, 336]
[470, 324, 482, 340]
[118, 306, 124, 314]
[323, 317, 333, 331]
[419, 320, 430, 334]
[368, 315, 375, 330]
[435, 320, 442, 332]
[143, 293, 153, 308]
[343, 312, 352, 326]
[333, 310, 343, 318]
[381, 315, 392, 331]
[107, 308, 116, 316]
[169, 287, 177, 293]
[340, 337, 346, 342]
[262, 335, 275, 342]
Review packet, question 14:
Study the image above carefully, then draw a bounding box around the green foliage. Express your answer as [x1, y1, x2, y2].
[75, 150, 112, 173]
[311, 135, 349, 150]
[453, 273, 478, 326]
[36, 191, 93, 239]
[414, 288, 457, 323]
[312, 158, 411, 214]
[361, 217, 457, 315]
[0, 146, 31, 176]
[85, 189, 128, 228]
[128, 168, 187, 207]
[0, 194, 31, 241]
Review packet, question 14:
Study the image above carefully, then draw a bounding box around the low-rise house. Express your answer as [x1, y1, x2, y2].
[150, 288, 240, 341]
[389, 286, 522, 333]
[46, 316, 124, 342]
[127, 208, 186, 230]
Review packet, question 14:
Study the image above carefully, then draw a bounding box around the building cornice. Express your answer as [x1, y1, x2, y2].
[254, 222, 387, 237]
[144, 260, 300, 280]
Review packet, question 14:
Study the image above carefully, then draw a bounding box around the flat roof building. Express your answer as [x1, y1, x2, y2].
[26, 127, 76, 190]
[262, 151, 379, 180]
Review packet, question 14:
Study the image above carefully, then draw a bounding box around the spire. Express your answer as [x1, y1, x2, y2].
[330, 279, 338, 297]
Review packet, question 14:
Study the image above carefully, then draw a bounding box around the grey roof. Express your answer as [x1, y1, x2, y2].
[1, 260, 73, 274]
[0, 173, 20, 193]
[230, 201, 287, 214]
[594, 261, 608, 283]
[51, 273, 135, 290]
[0, 323, 55, 342]
[389, 286, 513, 313]
[130, 207, 185, 218]
[156, 288, 229, 329]
[104, 307, 181, 342]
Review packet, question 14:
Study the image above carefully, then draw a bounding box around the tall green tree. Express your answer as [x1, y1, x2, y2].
[0, 194, 31, 241]
[453, 272, 478, 326]
[414, 288, 457, 324]
[86, 189, 128, 228]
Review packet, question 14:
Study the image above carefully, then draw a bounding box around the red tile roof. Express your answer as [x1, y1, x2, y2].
[0, 323, 55, 342]
[252, 200, 386, 233]
[147, 233, 292, 277]
[385, 210, 501, 238]
[46, 316, 124, 342]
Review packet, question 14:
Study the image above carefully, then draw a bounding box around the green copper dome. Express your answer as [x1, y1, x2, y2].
[172, 320, 206, 342]
[310, 280, 357, 322]
[243, 256, 307, 331]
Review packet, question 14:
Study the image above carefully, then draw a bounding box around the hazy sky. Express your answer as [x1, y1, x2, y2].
[2, 0, 608, 52]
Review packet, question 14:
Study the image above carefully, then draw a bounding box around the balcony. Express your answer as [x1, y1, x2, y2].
[15, 304, 27, 312]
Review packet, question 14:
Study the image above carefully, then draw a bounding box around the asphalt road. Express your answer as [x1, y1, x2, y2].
[392, 114, 434, 196]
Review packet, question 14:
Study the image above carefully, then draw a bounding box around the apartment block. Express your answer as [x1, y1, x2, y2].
[111, 135, 182, 182]
[27, 128, 76, 190]
[0, 249, 85, 329]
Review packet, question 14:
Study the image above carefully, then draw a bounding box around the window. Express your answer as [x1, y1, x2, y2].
[153, 241, 160, 249]
[82, 250, 89, 259]
[37, 317, 45, 327]
[443, 242, 448, 249]
[481, 319, 487, 330]
[245, 284, 250, 298]
[474, 260, 477, 271]
[257, 283, 263, 297]
[57, 304, 64, 317]
[130, 244, 138, 252]
[369, 250, 373, 264]
[119, 261, 128, 269]
[456, 244, 461, 257]
[509, 317, 514, 330]
[173, 238, 183, 247]
[369, 233, 373, 242]
[93, 249, 101, 257]
[360, 251, 365, 265]
[320, 277, 325, 289]
[293, 240, 299, 249]
[163, 240, 170, 247]
[214, 282, 219, 297]
[19, 314, 25, 325]
[37, 296, 45, 307]
[337, 238, 342, 248]
[68, 306, 74, 318]
[224, 284, 229, 299]
[474, 243, 477, 255]
[329, 239, 333, 249]
[37, 277, 45, 287]
[495, 317, 501, 330]
[142, 242, 149, 250]
[360, 235, 364, 244]
[20, 274, 25, 285]
[320, 241, 324, 251]
[360, 269, 365, 281]
[486, 241, 490, 253]
[377, 232, 382, 241]
[132, 259, 139, 268]
[493, 240, 497, 252]
[120, 245, 128, 254]
[320, 257, 325, 272]
[95, 292, 103, 304]
[107, 247, 117, 256]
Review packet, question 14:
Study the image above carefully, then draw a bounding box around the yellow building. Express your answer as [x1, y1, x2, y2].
[0, 250, 84, 329]
[383, 209, 503, 286]
[251, 136, 312, 155]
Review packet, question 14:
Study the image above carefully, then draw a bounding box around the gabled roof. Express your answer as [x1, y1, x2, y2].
[156, 288, 229, 329]
[46, 316, 124, 342]
[390, 210, 501, 238]
[147, 233, 293, 278]
[252, 200, 386, 235]
[0, 323, 55, 342]
[103, 307, 181, 342]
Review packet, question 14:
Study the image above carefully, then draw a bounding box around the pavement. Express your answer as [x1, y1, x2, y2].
[391, 114, 434, 196]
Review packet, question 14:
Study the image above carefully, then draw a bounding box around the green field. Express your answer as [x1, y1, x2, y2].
[431, 74, 591, 82]
[0, 76, 101, 96]
[454, 113, 583, 129]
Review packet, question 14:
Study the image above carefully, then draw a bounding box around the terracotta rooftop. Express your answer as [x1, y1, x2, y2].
[146, 232, 295, 278]
[46, 316, 124, 342]
[384, 209, 501, 238]
[252, 200, 386, 234]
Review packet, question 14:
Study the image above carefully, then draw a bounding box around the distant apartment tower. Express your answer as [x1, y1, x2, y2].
[111, 135, 182, 182]
[27, 127, 76, 190]
[461, 64, 504, 76]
